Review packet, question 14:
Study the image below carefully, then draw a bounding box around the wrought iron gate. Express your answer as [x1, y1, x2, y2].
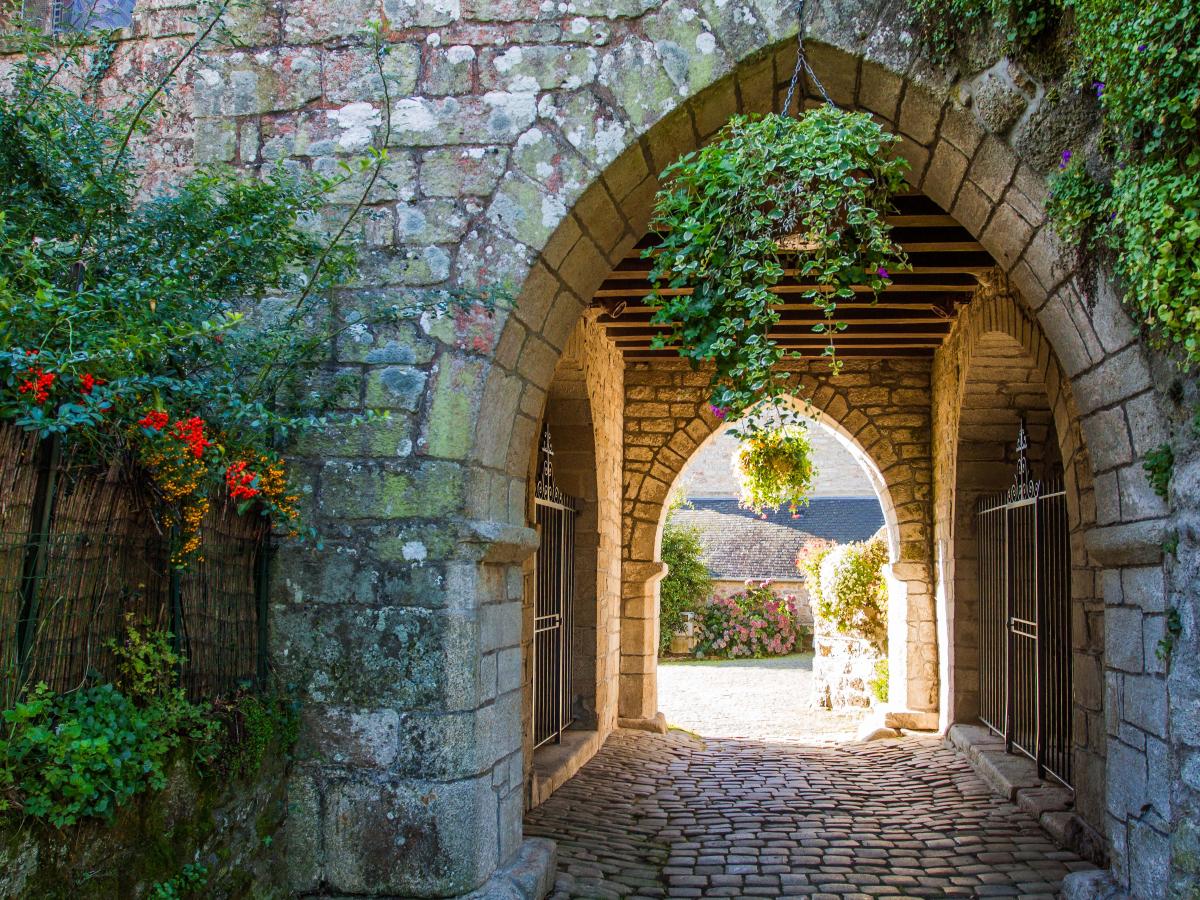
[533, 425, 578, 749]
[977, 422, 1072, 788]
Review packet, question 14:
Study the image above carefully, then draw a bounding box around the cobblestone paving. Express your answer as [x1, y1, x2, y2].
[525, 730, 1095, 898]
[658, 654, 867, 744]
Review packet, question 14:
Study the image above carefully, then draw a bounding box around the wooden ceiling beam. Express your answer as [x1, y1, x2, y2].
[622, 347, 937, 360]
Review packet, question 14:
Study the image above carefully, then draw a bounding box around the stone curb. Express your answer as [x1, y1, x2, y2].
[944, 724, 1108, 867]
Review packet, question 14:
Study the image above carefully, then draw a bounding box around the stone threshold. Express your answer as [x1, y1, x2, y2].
[946, 724, 1108, 867]
[529, 728, 604, 809]
[460, 838, 557, 900]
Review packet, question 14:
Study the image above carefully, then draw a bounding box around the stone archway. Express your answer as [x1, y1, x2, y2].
[209, 3, 1182, 895]
[932, 281, 1108, 838]
[459, 28, 1173, 893]
[619, 362, 937, 728]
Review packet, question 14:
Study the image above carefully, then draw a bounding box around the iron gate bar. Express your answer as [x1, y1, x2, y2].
[532, 425, 579, 751]
[976, 421, 1072, 790]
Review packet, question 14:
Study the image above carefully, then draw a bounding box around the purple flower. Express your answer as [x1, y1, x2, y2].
[1059, 149, 1072, 170]
[708, 404, 727, 420]
[876, 265, 890, 279]
[1138, 44, 1147, 52]
[1093, 80, 1105, 97]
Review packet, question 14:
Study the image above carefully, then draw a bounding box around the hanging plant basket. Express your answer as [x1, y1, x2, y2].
[734, 422, 817, 514]
[645, 107, 909, 426]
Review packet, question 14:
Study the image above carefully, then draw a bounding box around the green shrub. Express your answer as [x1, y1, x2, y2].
[869, 658, 890, 704]
[801, 534, 889, 654]
[0, 619, 295, 827]
[659, 516, 713, 655]
[0, 681, 213, 830]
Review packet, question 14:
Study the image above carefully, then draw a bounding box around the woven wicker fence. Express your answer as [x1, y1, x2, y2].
[0, 425, 268, 708]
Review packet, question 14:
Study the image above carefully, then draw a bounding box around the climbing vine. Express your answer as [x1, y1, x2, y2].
[645, 108, 908, 425]
[912, 0, 1200, 369]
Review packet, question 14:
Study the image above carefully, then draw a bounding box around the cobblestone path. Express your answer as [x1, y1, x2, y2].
[524, 730, 1094, 898]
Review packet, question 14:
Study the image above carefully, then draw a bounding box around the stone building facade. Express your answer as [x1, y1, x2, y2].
[8, 0, 1198, 896]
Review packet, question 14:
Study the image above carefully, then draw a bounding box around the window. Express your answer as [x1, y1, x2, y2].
[20, 0, 134, 31]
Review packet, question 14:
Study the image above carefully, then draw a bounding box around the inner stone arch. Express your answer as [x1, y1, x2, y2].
[654, 403, 906, 673]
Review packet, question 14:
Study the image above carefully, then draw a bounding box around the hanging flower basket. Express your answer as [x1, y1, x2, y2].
[645, 107, 909, 426]
[734, 422, 817, 514]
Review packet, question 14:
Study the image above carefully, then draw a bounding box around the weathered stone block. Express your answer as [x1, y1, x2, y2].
[323, 774, 497, 896]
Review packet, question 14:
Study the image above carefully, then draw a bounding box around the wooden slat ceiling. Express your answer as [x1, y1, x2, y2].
[592, 194, 990, 361]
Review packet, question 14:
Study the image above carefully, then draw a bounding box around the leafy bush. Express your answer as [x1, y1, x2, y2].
[0, 619, 297, 827]
[801, 535, 889, 654]
[0, 16, 500, 564]
[0, 621, 216, 826]
[734, 423, 817, 514]
[659, 518, 713, 655]
[694, 583, 805, 659]
[646, 108, 907, 424]
[869, 658, 890, 704]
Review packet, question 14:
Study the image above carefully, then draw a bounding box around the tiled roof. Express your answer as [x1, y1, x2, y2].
[670, 497, 885, 581]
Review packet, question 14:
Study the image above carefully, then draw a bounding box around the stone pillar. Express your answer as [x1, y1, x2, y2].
[619, 560, 667, 726]
[278, 520, 556, 898]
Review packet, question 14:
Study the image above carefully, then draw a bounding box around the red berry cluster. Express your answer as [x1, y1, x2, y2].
[79, 373, 102, 395]
[139, 410, 169, 431]
[224, 460, 260, 500]
[171, 416, 210, 459]
[18, 367, 55, 405]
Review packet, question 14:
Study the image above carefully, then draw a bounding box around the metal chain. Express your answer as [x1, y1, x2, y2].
[782, 0, 835, 116]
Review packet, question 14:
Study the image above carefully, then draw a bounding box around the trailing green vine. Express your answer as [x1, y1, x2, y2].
[645, 108, 908, 425]
[911, 0, 1200, 369]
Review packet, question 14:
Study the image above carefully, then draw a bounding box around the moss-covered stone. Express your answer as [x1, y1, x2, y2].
[0, 736, 292, 899]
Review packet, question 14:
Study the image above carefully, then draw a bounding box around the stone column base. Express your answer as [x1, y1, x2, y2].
[1060, 870, 1128, 900]
[460, 838, 557, 900]
[617, 711, 668, 733]
[882, 707, 940, 731]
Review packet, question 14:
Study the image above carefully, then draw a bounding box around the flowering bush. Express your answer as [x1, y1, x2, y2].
[800, 535, 889, 654]
[0, 17, 500, 565]
[694, 583, 806, 659]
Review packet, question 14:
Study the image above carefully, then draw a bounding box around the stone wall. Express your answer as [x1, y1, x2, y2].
[0, 747, 290, 899]
[622, 357, 938, 728]
[929, 280, 1110, 851]
[811, 626, 884, 710]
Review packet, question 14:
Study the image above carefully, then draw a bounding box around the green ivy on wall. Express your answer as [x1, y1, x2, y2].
[912, 0, 1200, 369]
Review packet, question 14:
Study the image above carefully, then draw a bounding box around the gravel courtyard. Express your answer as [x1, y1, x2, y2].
[656, 653, 868, 743]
